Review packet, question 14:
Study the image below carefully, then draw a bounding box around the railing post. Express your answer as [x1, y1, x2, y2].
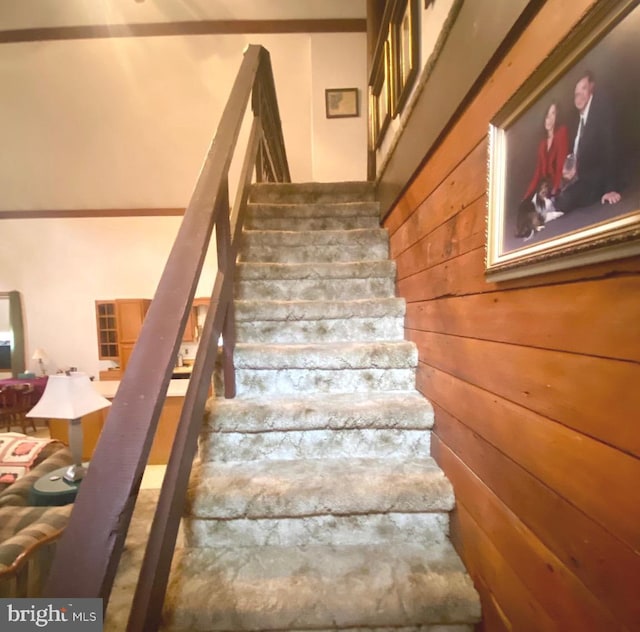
[215, 178, 236, 398]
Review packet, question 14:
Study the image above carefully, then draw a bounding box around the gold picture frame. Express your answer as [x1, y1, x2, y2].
[485, 0, 640, 282]
[391, 0, 419, 116]
[371, 35, 392, 149]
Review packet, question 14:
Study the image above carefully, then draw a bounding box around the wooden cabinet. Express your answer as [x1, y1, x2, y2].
[182, 307, 197, 342]
[48, 408, 107, 461]
[96, 297, 199, 370]
[115, 299, 150, 372]
[95, 301, 118, 360]
[99, 369, 122, 381]
[115, 299, 151, 344]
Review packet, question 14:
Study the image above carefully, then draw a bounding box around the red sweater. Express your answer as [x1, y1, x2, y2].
[524, 125, 569, 199]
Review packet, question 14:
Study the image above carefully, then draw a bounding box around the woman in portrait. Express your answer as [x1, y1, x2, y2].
[523, 100, 569, 200]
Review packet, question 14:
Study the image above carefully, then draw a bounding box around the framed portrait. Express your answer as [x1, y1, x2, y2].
[370, 36, 392, 148]
[325, 88, 359, 119]
[485, 0, 640, 281]
[391, 0, 419, 116]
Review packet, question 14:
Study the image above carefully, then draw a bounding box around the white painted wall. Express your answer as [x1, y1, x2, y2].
[0, 27, 368, 379]
[310, 33, 368, 182]
[0, 0, 365, 30]
[0, 34, 315, 210]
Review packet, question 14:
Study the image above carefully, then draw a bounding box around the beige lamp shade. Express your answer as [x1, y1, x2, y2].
[26, 373, 111, 482]
[27, 373, 111, 420]
[31, 348, 48, 361]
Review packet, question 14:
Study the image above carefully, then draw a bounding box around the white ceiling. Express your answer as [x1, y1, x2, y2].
[0, 1, 367, 30]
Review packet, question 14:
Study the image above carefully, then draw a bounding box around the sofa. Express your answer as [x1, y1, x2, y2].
[0, 437, 74, 598]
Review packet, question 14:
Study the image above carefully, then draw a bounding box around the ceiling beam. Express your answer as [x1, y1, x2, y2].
[0, 19, 366, 44]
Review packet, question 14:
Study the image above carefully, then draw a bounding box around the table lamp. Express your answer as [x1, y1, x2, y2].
[26, 373, 111, 482]
[32, 348, 48, 376]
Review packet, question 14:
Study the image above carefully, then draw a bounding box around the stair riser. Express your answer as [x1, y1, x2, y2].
[237, 317, 405, 343]
[234, 298, 405, 322]
[245, 216, 379, 231]
[184, 512, 448, 548]
[239, 242, 389, 263]
[249, 182, 375, 203]
[199, 429, 431, 463]
[235, 368, 416, 396]
[235, 278, 395, 300]
[247, 201, 379, 217]
[241, 228, 387, 247]
[237, 261, 395, 281]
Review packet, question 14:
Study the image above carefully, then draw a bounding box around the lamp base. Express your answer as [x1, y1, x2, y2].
[63, 463, 87, 483]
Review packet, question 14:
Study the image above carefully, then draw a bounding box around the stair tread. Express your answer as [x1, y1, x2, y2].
[164, 540, 481, 631]
[234, 297, 405, 321]
[189, 457, 453, 518]
[204, 391, 433, 432]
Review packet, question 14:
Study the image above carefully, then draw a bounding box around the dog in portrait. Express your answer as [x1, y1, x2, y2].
[515, 177, 564, 240]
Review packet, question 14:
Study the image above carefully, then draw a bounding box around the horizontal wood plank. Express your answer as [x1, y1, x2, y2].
[395, 196, 486, 282]
[474, 579, 512, 632]
[446, 500, 558, 632]
[0, 19, 366, 44]
[410, 330, 640, 457]
[433, 403, 640, 629]
[405, 275, 640, 362]
[418, 364, 640, 551]
[385, 140, 487, 250]
[433, 436, 623, 631]
[398, 243, 640, 303]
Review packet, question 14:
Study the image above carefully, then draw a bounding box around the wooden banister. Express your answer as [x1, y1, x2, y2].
[42, 45, 289, 631]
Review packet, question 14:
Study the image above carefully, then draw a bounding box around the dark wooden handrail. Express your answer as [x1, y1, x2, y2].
[43, 45, 289, 630]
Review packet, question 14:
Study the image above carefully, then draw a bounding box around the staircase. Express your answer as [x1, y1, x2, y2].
[162, 182, 481, 631]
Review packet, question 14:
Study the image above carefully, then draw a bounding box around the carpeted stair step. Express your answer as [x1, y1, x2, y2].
[184, 511, 449, 549]
[245, 202, 379, 231]
[235, 298, 405, 343]
[249, 181, 375, 204]
[203, 391, 433, 433]
[239, 228, 389, 263]
[184, 457, 452, 548]
[162, 541, 481, 631]
[199, 391, 433, 462]
[235, 261, 396, 301]
[186, 456, 454, 519]
[233, 341, 417, 395]
[200, 427, 431, 463]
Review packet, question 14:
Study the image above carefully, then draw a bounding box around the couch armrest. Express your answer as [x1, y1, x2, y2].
[0, 505, 73, 598]
[0, 448, 73, 507]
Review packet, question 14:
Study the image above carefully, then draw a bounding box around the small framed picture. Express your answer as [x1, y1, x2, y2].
[325, 88, 359, 119]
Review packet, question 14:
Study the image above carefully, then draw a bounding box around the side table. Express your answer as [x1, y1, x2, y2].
[29, 466, 82, 506]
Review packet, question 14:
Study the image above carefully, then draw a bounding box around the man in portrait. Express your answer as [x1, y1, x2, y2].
[557, 70, 622, 212]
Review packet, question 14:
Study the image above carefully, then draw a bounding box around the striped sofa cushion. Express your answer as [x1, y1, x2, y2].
[0, 504, 73, 572]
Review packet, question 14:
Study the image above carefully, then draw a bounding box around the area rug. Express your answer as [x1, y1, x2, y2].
[104, 487, 183, 631]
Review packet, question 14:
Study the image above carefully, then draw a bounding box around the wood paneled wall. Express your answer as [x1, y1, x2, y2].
[383, 0, 640, 629]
